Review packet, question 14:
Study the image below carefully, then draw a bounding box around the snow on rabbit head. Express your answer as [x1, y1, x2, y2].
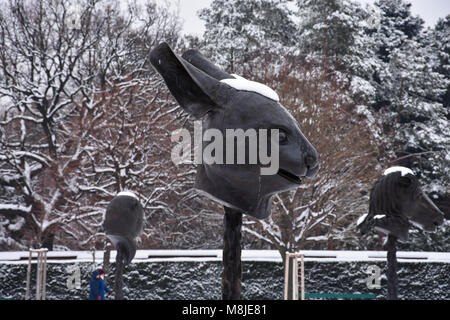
[117, 190, 138, 200]
[220, 74, 280, 102]
[383, 166, 414, 177]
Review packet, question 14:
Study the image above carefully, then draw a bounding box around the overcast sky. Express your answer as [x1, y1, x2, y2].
[165, 0, 450, 36]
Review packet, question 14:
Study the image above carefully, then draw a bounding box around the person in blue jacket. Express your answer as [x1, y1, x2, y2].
[89, 269, 111, 300]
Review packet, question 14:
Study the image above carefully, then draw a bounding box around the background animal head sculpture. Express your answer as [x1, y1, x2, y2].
[103, 191, 143, 265]
[149, 43, 319, 219]
[357, 166, 444, 300]
[103, 191, 143, 300]
[357, 166, 444, 242]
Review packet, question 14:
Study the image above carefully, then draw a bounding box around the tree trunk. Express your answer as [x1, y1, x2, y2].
[41, 233, 54, 251]
[386, 235, 398, 300]
[222, 207, 242, 300]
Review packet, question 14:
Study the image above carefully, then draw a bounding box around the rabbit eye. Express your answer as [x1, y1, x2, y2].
[279, 130, 288, 144]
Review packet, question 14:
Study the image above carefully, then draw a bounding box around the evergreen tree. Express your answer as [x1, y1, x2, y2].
[296, 0, 369, 65]
[370, 1, 449, 200]
[362, 0, 450, 248]
[374, 0, 424, 61]
[294, 0, 449, 249]
[198, 0, 297, 72]
[432, 15, 450, 108]
[295, 0, 384, 108]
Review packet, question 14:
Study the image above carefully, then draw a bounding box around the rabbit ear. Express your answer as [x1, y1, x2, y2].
[150, 43, 230, 118]
[182, 49, 233, 81]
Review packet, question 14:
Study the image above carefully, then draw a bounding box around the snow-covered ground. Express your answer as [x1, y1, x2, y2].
[1, 249, 450, 264]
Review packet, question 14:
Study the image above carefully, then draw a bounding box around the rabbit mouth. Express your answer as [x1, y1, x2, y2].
[277, 168, 303, 185]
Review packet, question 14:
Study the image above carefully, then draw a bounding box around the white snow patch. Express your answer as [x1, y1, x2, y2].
[373, 215, 386, 220]
[106, 234, 123, 247]
[356, 213, 368, 226]
[383, 166, 414, 177]
[409, 220, 426, 231]
[7, 217, 25, 232]
[220, 74, 280, 102]
[374, 226, 390, 235]
[117, 191, 138, 200]
[305, 236, 329, 241]
[0, 204, 32, 213]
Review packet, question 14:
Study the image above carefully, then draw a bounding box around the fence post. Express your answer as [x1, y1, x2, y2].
[294, 255, 299, 300]
[25, 249, 48, 300]
[42, 250, 47, 300]
[25, 250, 32, 300]
[284, 253, 305, 301]
[36, 251, 41, 300]
[300, 254, 305, 301]
[283, 252, 289, 300]
[284, 253, 300, 300]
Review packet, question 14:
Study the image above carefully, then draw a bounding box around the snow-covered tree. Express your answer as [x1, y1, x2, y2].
[347, 0, 450, 249]
[67, 76, 226, 250]
[373, 0, 424, 61]
[296, 0, 364, 62]
[0, 0, 186, 250]
[369, 1, 449, 204]
[230, 0, 448, 253]
[242, 55, 380, 256]
[0, 0, 108, 249]
[432, 15, 450, 108]
[198, 0, 297, 72]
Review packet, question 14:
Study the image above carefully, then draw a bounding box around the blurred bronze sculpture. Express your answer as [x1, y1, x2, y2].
[358, 166, 444, 300]
[104, 191, 143, 300]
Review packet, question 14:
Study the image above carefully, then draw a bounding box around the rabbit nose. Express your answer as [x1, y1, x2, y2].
[304, 152, 318, 170]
